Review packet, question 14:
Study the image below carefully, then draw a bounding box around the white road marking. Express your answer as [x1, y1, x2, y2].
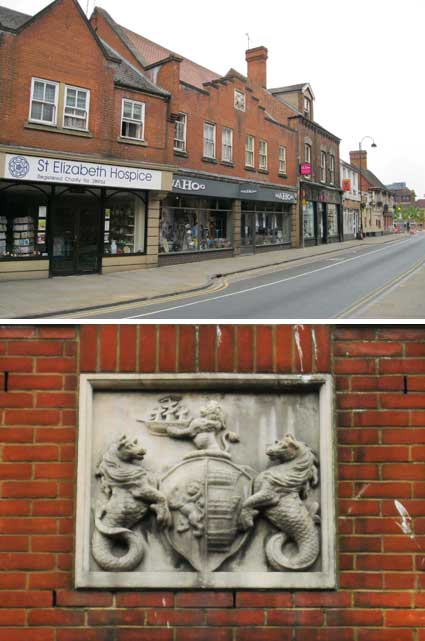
[126, 238, 415, 319]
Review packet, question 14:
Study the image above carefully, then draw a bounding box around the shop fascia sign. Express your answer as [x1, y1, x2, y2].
[274, 191, 297, 203]
[300, 162, 312, 176]
[3, 154, 162, 190]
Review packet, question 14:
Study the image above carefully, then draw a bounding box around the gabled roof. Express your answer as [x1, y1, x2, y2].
[0, 6, 31, 30]
[268, 82, 315, 100]
[100, 38, 169, 97]
[93, 6, 221, 89]
[360, 167, 387, 191]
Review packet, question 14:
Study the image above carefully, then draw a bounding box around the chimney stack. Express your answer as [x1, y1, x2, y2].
[350, 150, 367, 171]
[246, 46, 268, 88]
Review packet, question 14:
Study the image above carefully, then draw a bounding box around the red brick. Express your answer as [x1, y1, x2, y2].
[337, 393, 378, 409]
[353, 481, 411, 498]
[2, 481, 57, 498]
[80, 325, 98, 372]
[8, 374, 63, 390]
[0, 591, 53, 607]
[0, 392, 33, 408]
[158, 325, 177, 372]
[175, 630, 233, 641]
[38, 327, 76, 339]
[408, 376, 425, 391]
[313, 324, 331, 372]
[380, 359, 425, 374]
[36, 392, 75, 408]
[29, 572, 71, 589]
[35, 427, 76, 443]
[338, 428, 379, 444]
[383, 428, 425, 444]
[236, 325, 254, 372]
[57, 631, 113, 641]
[206, 609, 264, 625]
[99, 325, 118, 371]
[139, 325, 157, 372]
[268, 609, 324, 625]
[327, 608, 383, 626]
[275, 325, 292, 372]
[34, 462, 74, 479]
[36, 357, 77, 373]
[386, 609, 425, 626]
[4, 409, 60, 425]
[383, 463, 425, 480]
[384, 573, 416, 589]
[406, 343, 425, 356]
[148, 609, 205, 626]
[0, 630, 54, 641]
[116, 592, 174, 608]
[354, 591, 412, 607]
[381, 394, 425, 409]
[8, 341, 62, 356]
[198, 325, 216, 371]
[235, 630, 292, 641]
[335, 358, 376, 374]
[0, 428, 33, 442]
[335, 328, 377, 339]
[0, 574, 26, 589]
[88, 609, 146, 626]
[355, 517, 402, 535]
[117, 631, 173, 641]
[378, 328, 425, 340]
[117, 325, 137, 371]
[217, 325, 235, 372]
[0, 463, 32, 479]
[0, 327, 35, 338]
[335, 341, 403, 357]
[0, 552, 54, 570]
[56, 590, 112, 607]
[0, 535, 29, 550]
[353, 410, 409, 427]
[28, 608, 84, 626]
[339, 464, 379, 480]
[339, 535, 381, 552]
[0, 357, 33, 372]
[358, 631, 413, 641]
[176, 591, 233, 608]
[295, 630, 354, 641]
[294, 324, 312, 372]
[237, 591, 292, 607]
[294, 592, 351, 607]
[339, 572, 383, 589]
[178, 325, 196, 372]
[353, 445, 409, 462]
[32, 535, 73, 552]
[256, 325, 273, 371]
[3, 445, 58, 461]
[33, 499, 73, 516]
[356, 554, 413, 571]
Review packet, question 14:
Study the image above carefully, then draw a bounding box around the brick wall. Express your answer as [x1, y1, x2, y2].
[0, 324, 424, 641]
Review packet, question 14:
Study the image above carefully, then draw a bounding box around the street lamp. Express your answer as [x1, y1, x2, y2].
[358, 136, 377, 239]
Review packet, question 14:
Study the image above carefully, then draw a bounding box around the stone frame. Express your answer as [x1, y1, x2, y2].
[75, 373, 336, 590]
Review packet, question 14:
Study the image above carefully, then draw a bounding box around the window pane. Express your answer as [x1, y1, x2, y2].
[133, 104, 143, 120]
[77, 91, 86, 109]
[30, 102, 43, 120]
[42, 103, 54, 122]
[123, 102, 132, 119]
[45, 84, 56, 103]
[33, 81, 45, 100]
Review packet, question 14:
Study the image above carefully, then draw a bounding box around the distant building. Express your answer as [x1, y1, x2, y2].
[340, 160, 360, 240]
[386, 182, 416, 206]
[349, 151, 394, 235]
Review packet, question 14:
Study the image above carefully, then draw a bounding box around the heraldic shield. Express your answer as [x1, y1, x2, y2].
[160, 454, 254, 572]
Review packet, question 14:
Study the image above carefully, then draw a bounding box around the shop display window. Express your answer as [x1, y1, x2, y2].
[104, 192, 145, 255]
[241, 202, 291, 247]
[159, 197, 232, 254]
[0, 184, 48, 258]
[328, 203, 339, 237]
[303, 201, 315, 240]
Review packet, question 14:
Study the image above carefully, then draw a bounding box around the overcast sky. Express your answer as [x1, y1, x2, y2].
[3, 0, 424, 196]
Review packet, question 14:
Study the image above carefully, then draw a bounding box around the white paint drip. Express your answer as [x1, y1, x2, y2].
[346, 484, 371, 515]
[216, 325, 222, 348]
[312, 328, 318, 367]
[394, 500, 414, 539]
[162, 598, 166, 606]
[294, 325, 304, 372]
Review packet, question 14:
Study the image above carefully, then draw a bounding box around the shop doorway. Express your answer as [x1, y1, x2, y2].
[240, 212, 255, 254]
[50, 191, 101, 276]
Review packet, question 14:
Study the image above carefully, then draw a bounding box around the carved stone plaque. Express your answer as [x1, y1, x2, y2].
[75, 374, 336, 589]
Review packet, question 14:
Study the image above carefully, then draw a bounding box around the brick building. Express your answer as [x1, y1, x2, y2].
[0, 323, 424, 640]
[92, 9, 300, 264]
[340, 160, 361, 240]
[0, 0, 175, 280]
[270, 84, 343, 246]
[350, 151, 395, 236]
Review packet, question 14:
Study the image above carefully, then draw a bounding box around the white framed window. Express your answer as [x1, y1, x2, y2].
[63, 85, 90, 131]
[329, 154, 335, 185]
[174, 113, 187, 152]
[259, 140, 268, 170]
[245, 135, 255, 167]
[121, 99, 145, 140]
[203, 122, 216, 158]
[234, 89, 246, 112]
[304, 96, 311, 118]
[222, 127, 233, 162]
[320, 151, 326, 182]
[29, 78, 59, 126]
[304, 143, 311, 163]
[279, 145, 287, 174]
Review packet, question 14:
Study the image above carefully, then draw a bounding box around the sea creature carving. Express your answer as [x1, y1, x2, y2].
[239, 432, 320, 571]
[92, 435, 170, 571]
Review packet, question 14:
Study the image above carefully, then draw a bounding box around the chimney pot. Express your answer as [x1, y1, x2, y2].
[246, 46, 268, 88]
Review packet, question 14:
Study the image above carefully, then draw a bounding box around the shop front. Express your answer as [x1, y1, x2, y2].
[301, 182, 343, 247]
[159, 173, 297, 264]
[0, 151, 172, 280]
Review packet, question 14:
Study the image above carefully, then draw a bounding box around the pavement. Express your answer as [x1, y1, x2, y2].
[0, 232, 422, 319]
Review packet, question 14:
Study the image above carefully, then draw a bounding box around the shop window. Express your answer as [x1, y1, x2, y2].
[259, 140, 268, 170]
[29, 78, 59, 126]
[279, 146, 287, 174]
[303, 201, 315, 240]
[159, 198, 232, 254]
[245, 135, 255, 167]
[203, 123, 216, 159]
[328, 204, 339, 237]
[222, 127, 233, 163]
[104, 192, 145, 255]
[174, 113, 187, 152]
[121, 99, 145, 140]
[241, 202, 291, 247]
[0, 185, 48, 258]
[64, 86, 90, 131]
[320, 151, 326, 183]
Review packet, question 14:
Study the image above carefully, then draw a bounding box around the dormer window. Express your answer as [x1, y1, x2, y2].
[234, 90, 246, 112]
[304, 96, 311, 118]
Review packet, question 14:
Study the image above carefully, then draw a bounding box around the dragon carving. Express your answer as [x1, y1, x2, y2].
[239, 432, 320, 571]
[92, 435, 170, 571]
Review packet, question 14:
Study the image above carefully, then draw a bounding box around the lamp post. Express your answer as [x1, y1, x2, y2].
[358, 136, 377, 239]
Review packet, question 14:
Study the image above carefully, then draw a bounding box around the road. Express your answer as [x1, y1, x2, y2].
[80, 234, 425, 319]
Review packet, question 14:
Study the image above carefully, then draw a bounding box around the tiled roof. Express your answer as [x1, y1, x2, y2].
[94, 7, 220, 89]
[360, 168, 387, 191]
[0, 5, 31, 30]
[269, 83, 307, 94]
[415, 199, 425, 208]
[100, 39, 169, 97]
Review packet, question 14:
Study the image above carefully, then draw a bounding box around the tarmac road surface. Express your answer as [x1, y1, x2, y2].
[81, 234, 425, 319]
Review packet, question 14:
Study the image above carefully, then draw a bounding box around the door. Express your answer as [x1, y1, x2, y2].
[240, 212, 255, 254]
[51, 197, 100, 276]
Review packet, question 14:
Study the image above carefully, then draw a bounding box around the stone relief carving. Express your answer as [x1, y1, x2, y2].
[91, 397, 321, 574]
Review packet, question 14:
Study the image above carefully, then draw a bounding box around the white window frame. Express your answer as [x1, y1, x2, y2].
[279, 145, 287, 174]
[29, 78, 59, 126]
[304, 96, 311, 117]
[121, 99, 145, 141]
[63, 85, 90, 131]
[221, 127, 233, 163]
[320, 151, 327, 182]
[174, 113, 187, 152]
[259, 140, 268, 170]
[245, 135, 255, 167]
[329, 154, 335, 185]
[203, 122, 216, 159]
[234, 89, 246, 112]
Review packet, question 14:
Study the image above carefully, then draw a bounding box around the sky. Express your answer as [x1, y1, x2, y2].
[2, 0, 425, 197]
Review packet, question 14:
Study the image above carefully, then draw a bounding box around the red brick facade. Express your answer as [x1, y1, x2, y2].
[0, 323, 424, 640]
